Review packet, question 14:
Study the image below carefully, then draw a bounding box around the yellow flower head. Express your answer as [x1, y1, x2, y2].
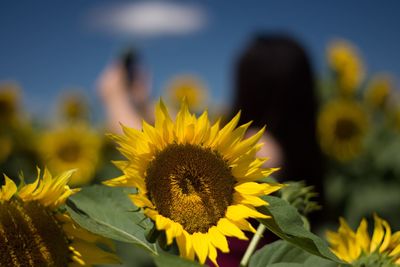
[364, 74, 393, 109]
[327, 40, 365, 96]
[318, 99, 369, 161]
[59, 92, 89, 122]
[327, 215, 400, 266]
[0, 134, 13, 163]
[104, 100, 282, 265]
[390, 107, 400, 133]
[166, 75, 208, 112]
[0, 168, 118, 266]
[0, 82, 20, 124]
[39, 124, 101, 186]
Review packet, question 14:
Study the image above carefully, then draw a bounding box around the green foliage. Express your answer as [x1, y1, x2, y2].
[66, 185, 157, 254]
[153, 253, 203, 267]
[249, 240, 340, 267]
[279, 181, 321, 217]
[352, 252, 398, 267]
[344, 182, 400, 226]
[66, 186, 345, 266]
[257, 195, 343, 264]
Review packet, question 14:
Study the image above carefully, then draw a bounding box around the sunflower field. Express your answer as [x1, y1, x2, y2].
[1, 39, 400, 267]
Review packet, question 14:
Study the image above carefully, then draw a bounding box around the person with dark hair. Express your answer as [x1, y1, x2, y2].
[218, 34, 324, 266]
[232, 34, 324, 191]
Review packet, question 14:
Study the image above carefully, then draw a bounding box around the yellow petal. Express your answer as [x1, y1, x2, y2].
[0, 175, 17, 201]
[233, 219, 257, 233]
[216, 218, 247, 240]
[129, 195, 154, 208]
[165, 222, 183, 245]
[233, 192, 268, 207]
[226, 204, 268, 221]
[389, 244, 400, 257]
[379, 218, 392, 252]
[235, 182, 282, 196]
[208, 226, 229, 253]
[155, 215, 170, 231]
[212, 111, 241, 147]
[355, 218, 370, 252]
[370, 214, 385, 252]
[193, 110, 210, 144]
[227, 126, 265, 161]
[208, 241, 219, 267]
[176, 230, 195, 260]
[192, 233, 209, 264]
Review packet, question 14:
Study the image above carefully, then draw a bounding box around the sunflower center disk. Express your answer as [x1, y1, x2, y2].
[57, 141, 82, 162]
[0, 99, 14, 119]
[146, 144, 236, 234]
[0, 200, 70, 267]
[335, 118, 359, 140]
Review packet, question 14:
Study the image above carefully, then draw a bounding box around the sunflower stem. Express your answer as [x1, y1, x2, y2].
[240, 223, 266, 267]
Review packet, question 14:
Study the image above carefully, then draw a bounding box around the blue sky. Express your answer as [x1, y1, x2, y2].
[0, 0, 399, 117]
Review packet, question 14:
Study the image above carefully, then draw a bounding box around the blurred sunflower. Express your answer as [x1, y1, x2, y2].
[0, 82, 20, 125]
[104, 100, 282, 265]
[390, 108, 400, 133]
[318, 99, 369, 161]
[0, 168, 118, 266]
[327, 40, 365, 96]
[59, 92, 89, 122]
[327, 214, 400, 266]
[364, 74, 393, 110]
[39, 124, 101, 186]
[166, 75, 208, 112]
[0, 134, 13, 163]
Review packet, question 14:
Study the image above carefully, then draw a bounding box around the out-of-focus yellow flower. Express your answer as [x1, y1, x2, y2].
[0, 82, 20, 125]
[318, 99, 369, 161]
[166, 75, 208, 112]
[327, 40, 365, 96]
[104, 100, 282, 265]
[364, 74, 393, 109]
[390, 108, 400, 133]
[327, 215, 400, 266]
[0, 134, 12, 163]
[39, 124, 101, 186]
[59, 91, 89, 122]
[0, 168, 119, 266]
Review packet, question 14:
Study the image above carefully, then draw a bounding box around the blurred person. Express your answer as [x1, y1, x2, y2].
[232, 34, 323, 191]
[219, 34, 324, 266]
[98, 49, 152, 133]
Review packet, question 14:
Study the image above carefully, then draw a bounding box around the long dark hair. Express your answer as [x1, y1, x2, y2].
[232, 34, 323, 194]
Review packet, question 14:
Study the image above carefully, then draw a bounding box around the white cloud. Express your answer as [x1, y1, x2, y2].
[88, 1, 207, 37]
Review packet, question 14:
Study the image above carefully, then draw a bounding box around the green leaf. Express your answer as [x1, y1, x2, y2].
[345, 182, 400, 227]
[66, 185, 157, 254]
[257, 196, 343, 264]
[250, 240, 338, 267]
[153, 253, 203, 267]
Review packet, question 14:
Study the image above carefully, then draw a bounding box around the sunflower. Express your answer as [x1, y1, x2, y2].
[0, 168, 118, 266]
[39, 124, 101, 186]
[104, 100, 282, 265]
[327, 215, 400, 266]
[166, 75, 208, 112]
[364, 74, 393, 109]
[390, 108, 400, 133]
[318, 99, 369, 161]
[327, 40, 365, 96]
[0, 82, 20, 125]
[0, 134, 13, 163]
[59, 92, 89, 122]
